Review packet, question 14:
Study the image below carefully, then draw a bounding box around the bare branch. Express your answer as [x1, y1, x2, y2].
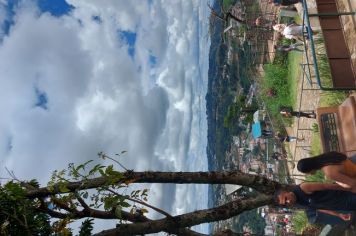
[75, 192, 90, 211]
[37, 207, 69, 219]
[51, 197, 79, 214]
[101, 153, 129, 171]
[105, 188, 172, 218]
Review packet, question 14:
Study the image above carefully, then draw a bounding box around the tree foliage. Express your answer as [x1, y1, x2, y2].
[0, 181, 52, 236]
[0, 153, 292, 235]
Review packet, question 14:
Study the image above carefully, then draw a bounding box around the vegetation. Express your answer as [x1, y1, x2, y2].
[222, 0, 237, 10]
[316, 48, 348, 106]
[310, 123, 322, 156]
[0, 181, 52, 235]
[292, 210, 309, 234]
[287, 52, 302, 104]
[259, 50, 299, 131]
[293, 210, 322, 235]
[314, 38, 350, 102]
[234, 209, 266, 234]
[0, 153, 296, 235]
[305, 170, 326, 183]
[319, 91, 349, 107]
[223, 95, 257, 128]
[314, 38, 333, 88]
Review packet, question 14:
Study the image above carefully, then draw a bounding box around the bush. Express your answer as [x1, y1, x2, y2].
[261, 64, 290, 107]
[292, 211, 309, 234]
[320, 91, 349, 107]
[260, 62, 293, 130]
[305, 170, 326, 182]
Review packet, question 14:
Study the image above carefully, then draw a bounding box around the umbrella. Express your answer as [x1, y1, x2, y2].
[252, 122, 262, 139]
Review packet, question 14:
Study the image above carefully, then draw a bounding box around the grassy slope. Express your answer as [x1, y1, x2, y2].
[287, 52, 302, 109]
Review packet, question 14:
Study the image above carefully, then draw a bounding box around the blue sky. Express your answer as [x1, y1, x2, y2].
[119, 30, 136, 58]
[1, 0, 73, 35]
[37, 0, 73, 16]
[0, 0, 211, 234]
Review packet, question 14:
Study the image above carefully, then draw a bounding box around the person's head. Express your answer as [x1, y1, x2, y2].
[297, 151, 347, 174]
[280, 110, 289, 116]
[275, 190, 296, 207]
[273, 24, 285, 32]
[255, 17, 262, 26]
[279, 106, 292, 112]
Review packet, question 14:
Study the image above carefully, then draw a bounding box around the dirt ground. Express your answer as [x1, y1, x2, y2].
[285, 0, 356, 182]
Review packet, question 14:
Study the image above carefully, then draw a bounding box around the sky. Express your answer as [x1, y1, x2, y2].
[0, 0, 211, 234]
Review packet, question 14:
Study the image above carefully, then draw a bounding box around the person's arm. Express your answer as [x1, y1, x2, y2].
[284, 34, 294, 40]
[300, 182, 348, 194]
[324, 170, 356, 190]
[287, 23, 299, 27]
[317, 209, 351, 221]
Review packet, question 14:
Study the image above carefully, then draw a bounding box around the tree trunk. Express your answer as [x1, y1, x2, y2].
[26, 171, 292, 198]
[93, 194, 273, 236]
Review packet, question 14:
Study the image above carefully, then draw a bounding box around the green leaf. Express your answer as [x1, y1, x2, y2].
[115, 207, 123, 219]
[58, 183, 70, 193]
[142, 189, 149, 196]
[103, 197, 116, 210]
[82, 192, 89, 199]
[89, 164, 105, 175]
[79, 219, 94, 236]
[99, 169, 105, 176]
[105, 165, 114, 175]
[76, 160, 94, 171]
[120, 201, 131, 208]
[140, 208, 148, 214]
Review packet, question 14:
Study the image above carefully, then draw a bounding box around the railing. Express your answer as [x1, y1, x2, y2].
[301, 0, 356, 91]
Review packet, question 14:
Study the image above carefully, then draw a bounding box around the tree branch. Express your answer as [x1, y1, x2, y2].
[51, 197, 79, 214]
[38, 199, 203, 235]
[105, 188, 172, 218]
[214, 230, 260, 236]
[75, 192, 90, 211]
[93, 194, 274, 236]
[26, 171, 291, 198]
[37, 207, 69, 219]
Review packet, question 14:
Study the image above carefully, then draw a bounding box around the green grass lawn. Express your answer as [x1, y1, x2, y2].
[310, 131, 322, 156]
[287, 52, 302, 109]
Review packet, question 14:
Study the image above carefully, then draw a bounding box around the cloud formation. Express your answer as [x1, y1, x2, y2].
[0, 0, 210, 234]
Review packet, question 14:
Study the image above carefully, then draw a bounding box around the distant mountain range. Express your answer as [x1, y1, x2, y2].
[206, 1, 266, 233]
[205, 0, 253, 171]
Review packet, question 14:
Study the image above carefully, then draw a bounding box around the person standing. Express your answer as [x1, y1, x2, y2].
[275, 183, 354, 221]
[276, 132, 304, 143]
[273, 23, 316, 40]
[274, 43, 304, 52]
[297, 152, 356, 190]
[280, 106, 316, 118]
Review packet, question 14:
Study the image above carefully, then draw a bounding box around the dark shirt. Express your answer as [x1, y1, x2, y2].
[278, 135, 292, 142]
[276, 45, 292, 52]
[305, 208, 352, 225]
[293, 185, 356, 210]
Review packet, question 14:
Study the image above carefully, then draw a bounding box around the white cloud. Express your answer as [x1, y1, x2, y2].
[0, 0, 210, 234]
